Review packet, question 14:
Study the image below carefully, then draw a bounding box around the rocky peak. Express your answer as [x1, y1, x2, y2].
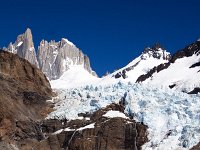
[141, 43, 171, 60]
[5, 28, 39, 68]
[5, 28, 97, 80]
[171, 41, 200, 63]
[23, 28, 34, 49]
[38, 38, 97, 80]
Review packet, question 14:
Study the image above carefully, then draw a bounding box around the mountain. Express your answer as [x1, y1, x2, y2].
[102, 43, 171, 82]
[4, 28, 97, 80]
[1, 29, 200, 150]
[136, 41, 200, 94]
[38, 38, 97, 80]
[4, 28, 39, 67]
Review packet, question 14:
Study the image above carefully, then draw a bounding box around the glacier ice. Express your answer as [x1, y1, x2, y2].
[48, 82, 200, 150]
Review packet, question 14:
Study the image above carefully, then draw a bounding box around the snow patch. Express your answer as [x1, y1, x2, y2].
[29, 47, 35, 52]
[50, 65, 100, 89]
[52, 129, 63, 135]
[62, 38, 75, 46]
[103, 110, 128, 119]
[77, 123, 95, 131]
[16, 41, 23, 47]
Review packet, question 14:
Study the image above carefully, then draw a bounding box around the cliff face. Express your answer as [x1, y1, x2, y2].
[31, 104, 148, 150]
[0, 50, 52, 97]
[0, 50, 53, 148]
[5, 29, 97, 80]
[5, 28, 39, 68]
[38, 38, 96, 80]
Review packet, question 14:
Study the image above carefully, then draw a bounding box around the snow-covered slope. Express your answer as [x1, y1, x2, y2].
[50, 65, 100, 89]
[141, 41, 200, 93]
[104, 44, 170, 82]
[145, 54, 200, 92]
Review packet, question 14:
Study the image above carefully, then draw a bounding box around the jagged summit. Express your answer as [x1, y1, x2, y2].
[141, 43, 171, 60]
[5, 28, 39, 67]
[38, 38, 97, 80]
[107, 43, 170, 81]
[137, 41, 200, 93]
[4, 28, 97, 80]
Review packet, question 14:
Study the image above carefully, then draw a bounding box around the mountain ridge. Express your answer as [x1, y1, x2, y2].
[4, 28, 97, 80]
[136, 40, 200, 93]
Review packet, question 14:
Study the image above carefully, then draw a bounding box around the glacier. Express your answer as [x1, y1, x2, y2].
[48, 81, 200, 150]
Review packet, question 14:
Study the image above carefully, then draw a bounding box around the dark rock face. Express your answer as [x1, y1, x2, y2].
[190, 62, 200, 68]
[14, 121, 44, 141]
[39, 104, 148, 150]
[170, 41, 200, 63]
[0, 50, 53, 149]
[0, 50, 52, 97]
[114, 62, 140, 79]
[188, 88, 200, 94]
[190, 142, 200, 150]
[136, 63, 170, 82]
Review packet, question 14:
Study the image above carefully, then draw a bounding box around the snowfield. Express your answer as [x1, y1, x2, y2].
[145, 54, 200, 93]
[48, 82, 200, 150]
[50, 65, 100, 89]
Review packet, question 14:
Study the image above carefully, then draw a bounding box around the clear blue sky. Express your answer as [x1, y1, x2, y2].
[0, 0, 200, 76]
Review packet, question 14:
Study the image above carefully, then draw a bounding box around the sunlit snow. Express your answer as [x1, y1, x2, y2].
[103, 110, 128, 119]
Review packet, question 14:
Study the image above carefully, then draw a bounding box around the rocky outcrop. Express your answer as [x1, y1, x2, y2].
[141, 43, 171, 60]
[190, 142, 200, 150]
[0, 50, 53, 149]
[4, 28, 39, 68]
[170, 41, 200, 63]
[188, 88, 200, 94]
[38, 38, 97, 80]
[0, 50, 52, 97]
[136, 62, 170, 82]
[39, 104, 148, 150]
